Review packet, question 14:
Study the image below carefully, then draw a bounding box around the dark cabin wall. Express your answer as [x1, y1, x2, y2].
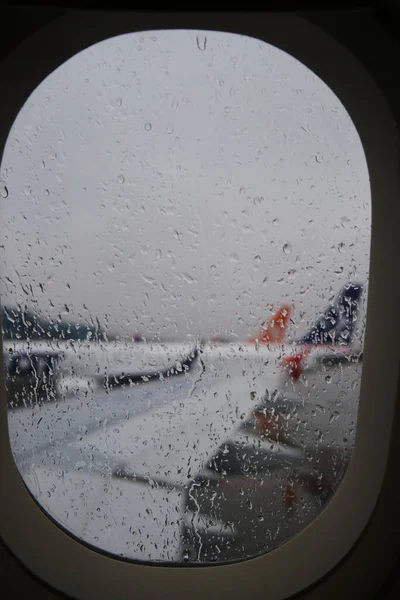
[0, 4, 399, 600]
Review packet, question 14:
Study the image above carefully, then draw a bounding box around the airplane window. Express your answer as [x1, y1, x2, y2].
[0, 29, 370, 564]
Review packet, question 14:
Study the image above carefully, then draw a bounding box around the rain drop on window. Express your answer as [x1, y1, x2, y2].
[0, 182, 9, 198]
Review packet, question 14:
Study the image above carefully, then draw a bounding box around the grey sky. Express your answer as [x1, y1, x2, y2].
[0, 30, 370, 340]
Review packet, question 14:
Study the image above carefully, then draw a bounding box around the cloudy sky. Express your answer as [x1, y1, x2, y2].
[0, 29, 370, 340]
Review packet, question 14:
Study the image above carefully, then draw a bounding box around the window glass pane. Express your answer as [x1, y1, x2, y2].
[1, 29, 370, 563]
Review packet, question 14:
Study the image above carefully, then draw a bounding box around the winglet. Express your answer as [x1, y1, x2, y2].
[249, 304, 292, 345]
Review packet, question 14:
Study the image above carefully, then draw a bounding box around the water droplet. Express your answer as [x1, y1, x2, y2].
[156, 249, 162, 259]
[224, 106, 231, 114]
[196, 35, 207, 51]
[44, 189, 50, 196]
[254, 255, 261, 264]
[253, 195, 264, 206]
[325, 375, 332, 384]
[340, 215, 350, 227]
[272, 218, 279, 226]
[0, 182, 9, 198]
[283, 243, 292, 255]
[239, 187, 246, 195]
[117, 174, 125, 184]
[183, 552, 190, 562]
[144, 122, 152, 131]
[116, 97, 122, 107]
[315, 153, 324, 163]
[166, 123, 174, 135]
[337, 242, 345, 253]
[258, 515, 264, 522]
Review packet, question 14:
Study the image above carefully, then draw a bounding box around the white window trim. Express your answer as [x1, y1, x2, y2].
[0, 10, 399, 600]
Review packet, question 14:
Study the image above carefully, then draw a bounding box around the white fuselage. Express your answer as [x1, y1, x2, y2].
[4, 337, 357, 397]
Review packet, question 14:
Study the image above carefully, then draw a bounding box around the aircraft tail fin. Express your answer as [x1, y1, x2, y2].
[297, 282, 363, 346]
[249, 304, 292, 345]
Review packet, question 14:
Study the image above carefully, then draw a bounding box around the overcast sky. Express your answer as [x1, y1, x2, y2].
[0, 30, 370, 340]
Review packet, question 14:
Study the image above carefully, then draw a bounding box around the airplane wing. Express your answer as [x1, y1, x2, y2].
[8, 348, 282, 562]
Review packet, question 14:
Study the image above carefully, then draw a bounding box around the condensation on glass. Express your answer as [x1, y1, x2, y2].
[0, 30, 370, 564]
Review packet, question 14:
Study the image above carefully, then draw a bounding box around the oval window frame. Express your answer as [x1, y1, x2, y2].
[0, 10, 399, 600]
